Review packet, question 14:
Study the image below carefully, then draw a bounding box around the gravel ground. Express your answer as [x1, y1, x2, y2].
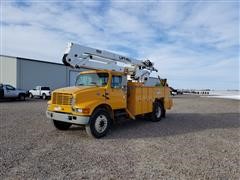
[0, 96, 239, 179]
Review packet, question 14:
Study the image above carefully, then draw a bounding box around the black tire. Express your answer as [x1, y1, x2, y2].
[151, 102, 164, 122]
[19, 94, 25, 101]
[29, 93, 33, 98]
[42, 93, 46, 100]
[85, 109, 111, 138]
[53, 120, 71, 130]
[0, 89, 4, 98]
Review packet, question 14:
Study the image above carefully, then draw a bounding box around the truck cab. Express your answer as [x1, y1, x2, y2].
[29, 86, 51, 100]
[0, 84, 27, 100]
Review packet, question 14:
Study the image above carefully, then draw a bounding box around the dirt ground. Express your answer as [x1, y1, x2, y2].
[0, 96, 239, 179]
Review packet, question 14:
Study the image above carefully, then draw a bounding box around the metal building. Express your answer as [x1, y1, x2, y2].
[0, 55, 86, 90]
[145, 77, 160, 86]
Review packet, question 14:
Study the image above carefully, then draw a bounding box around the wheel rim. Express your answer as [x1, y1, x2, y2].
[156, 106, 161, 118]
[95, 115, 108, 133]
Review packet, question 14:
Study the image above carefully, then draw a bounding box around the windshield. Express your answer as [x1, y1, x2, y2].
[75, 73, 109, 87]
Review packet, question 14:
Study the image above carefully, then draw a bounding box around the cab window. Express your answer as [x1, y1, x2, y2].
[111, 76, 122, 88]
[6, 85, 15, 90]
[41, 87, 50, 90]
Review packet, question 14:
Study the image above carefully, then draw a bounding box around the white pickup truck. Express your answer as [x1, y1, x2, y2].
[29, 86, 51, 100]
[0, 84, 27, 100]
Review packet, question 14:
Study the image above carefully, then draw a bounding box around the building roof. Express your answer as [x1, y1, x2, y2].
[0, 54, 64, 66]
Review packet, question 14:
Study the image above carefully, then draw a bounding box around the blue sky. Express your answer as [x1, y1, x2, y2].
[1, 0, 239, 90]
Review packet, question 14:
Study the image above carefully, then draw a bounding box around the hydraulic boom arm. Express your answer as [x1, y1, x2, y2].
[62, 43, 157, 82]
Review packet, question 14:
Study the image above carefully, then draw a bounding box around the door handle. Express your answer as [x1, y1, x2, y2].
[103, 92, 110, 100]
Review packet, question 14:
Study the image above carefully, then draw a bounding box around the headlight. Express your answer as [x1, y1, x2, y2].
[75, 108, 90, 114]
[76, 108, 82, 113]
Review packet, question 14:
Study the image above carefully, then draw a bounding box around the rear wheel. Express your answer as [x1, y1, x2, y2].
[85, 109, 111, 138]
[151, 102, 164, 122]
[53, 120, 71, 130]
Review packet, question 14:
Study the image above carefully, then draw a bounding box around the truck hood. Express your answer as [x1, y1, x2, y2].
[53, 86, 99, 94]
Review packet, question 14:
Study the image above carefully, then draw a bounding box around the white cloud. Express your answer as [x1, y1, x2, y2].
[1, 1, 239, 89]
[172, 2, 239, 49]
[2, 24, 67, 61]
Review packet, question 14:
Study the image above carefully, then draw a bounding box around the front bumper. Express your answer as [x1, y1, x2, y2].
[46, 111, 89, 125]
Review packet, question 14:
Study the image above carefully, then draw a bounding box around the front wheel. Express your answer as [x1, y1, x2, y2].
[42, 93, 47, 100]
[53, 120, 71, 130]
[85, 109, 111, 138]
[19, 94, 25, 101]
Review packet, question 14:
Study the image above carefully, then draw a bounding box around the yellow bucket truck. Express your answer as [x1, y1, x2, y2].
[46, 43, 173, 138]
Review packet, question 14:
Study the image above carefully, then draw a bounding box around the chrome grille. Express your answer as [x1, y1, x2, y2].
[52, 93, 72, 105]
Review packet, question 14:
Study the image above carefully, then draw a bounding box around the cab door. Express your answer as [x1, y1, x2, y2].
[36, 86, 41, 96]
[5, 85, 17, 98]
[106, 75, 126, 109]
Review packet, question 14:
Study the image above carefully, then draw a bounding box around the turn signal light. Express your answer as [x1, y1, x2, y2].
[82, 108, 90, 114]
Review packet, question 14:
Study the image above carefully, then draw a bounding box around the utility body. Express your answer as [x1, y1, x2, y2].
[46, 43, 173, 138]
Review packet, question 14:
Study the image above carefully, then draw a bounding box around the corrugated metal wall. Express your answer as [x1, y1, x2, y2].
[17, 58, 70, 90]
[145, 77, 160, 86]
